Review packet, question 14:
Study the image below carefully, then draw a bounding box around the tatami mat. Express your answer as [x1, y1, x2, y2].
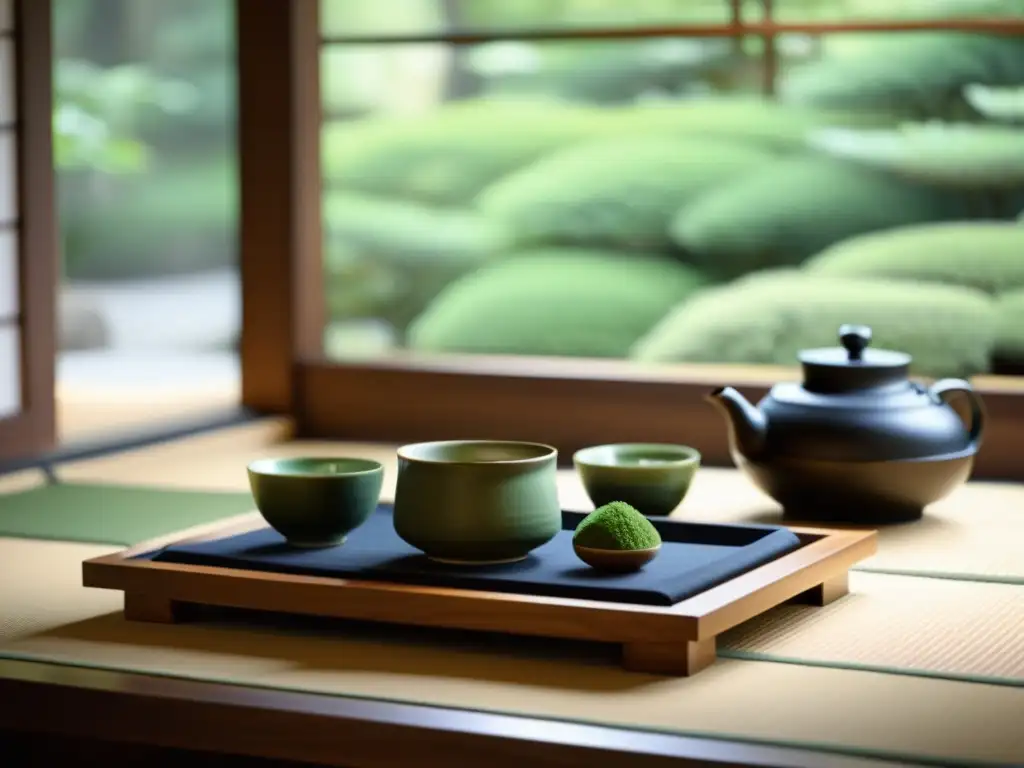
[666, 470, 1024, 583]
[56, 418, 390, 493]
[721, 571, 1024, 683]
[0, 483, 257, 545]
[0, 469, 47, 495]
[0, 536, 1022, 767]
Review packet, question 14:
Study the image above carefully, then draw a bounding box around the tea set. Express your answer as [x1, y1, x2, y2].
[248, 324, 986, 570]
[248, 438, 700, 573]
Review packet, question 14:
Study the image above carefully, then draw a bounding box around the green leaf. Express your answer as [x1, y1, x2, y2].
[809, 123, 1024, 187]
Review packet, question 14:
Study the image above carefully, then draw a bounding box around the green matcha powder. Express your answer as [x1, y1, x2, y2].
[573, 501, 662, 551]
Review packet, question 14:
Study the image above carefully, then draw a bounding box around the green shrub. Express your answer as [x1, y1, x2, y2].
[514, 39, 735, 104]
[669, 157, 971, 280]
[321, 100, 608, 206]
[324, 192, 508, 267]
[477, 136, 774, 251]
[995, 289, 1024, 361]
[61, 155, 237, 280]
[605, 98, 899, 151]
[805, 222, 1024, 294]
[632, 273, 996, 378]
[407, 249, 709, 358]
[781, 33, 1024, 118]
[808, 123, 1024, 190]
[323, 193, 509, 334]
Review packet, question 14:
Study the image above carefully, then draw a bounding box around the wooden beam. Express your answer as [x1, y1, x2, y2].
[237, 0, 323, 414]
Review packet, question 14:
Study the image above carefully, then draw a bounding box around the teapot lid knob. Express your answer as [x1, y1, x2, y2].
[800, 323, 910, 393]
[839, 324, 872, 362]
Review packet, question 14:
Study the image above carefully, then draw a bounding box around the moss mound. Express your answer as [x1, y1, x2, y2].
[324, 192, 509, 267]
[321, 100, 607, 206]
[995, 289, 1024, 361]
[477, 136, 774, 251]
[606, 97, 898, 151]
[781, 33, 1024, 117]
[573, 502, 661, 551]
[668, 157, 971, 280]
[808, 124, 1024, 189]
[323, 193, 509, 334]
[632, 272, 997, 378]
[805, 222, 1024, 295]
[407, 249, 709, 358]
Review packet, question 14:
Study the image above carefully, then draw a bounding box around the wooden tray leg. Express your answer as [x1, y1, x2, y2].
[790, 572, 849, 606]
[124, 592, 185, 623]
[621, 637, 716, 676]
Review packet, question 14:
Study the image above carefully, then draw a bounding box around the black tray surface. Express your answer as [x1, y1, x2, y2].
[150, 506, 802, 607]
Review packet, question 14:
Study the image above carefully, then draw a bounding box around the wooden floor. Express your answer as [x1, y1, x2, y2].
[4, 731, 324, 768]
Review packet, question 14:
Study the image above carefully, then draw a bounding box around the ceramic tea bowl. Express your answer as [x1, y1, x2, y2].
[574, 443, 701, 516]
[247, 457, 384, 548]
[393, 440, 562, 565]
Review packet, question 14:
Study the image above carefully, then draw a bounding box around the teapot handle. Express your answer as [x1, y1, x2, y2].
[929, 379, 985, 449]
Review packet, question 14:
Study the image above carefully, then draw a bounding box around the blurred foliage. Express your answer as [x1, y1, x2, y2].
[320, 0, 730, 36]
[55, 0, 234, 146]
[805, 222, 1024, 294]
[809, 123, 1024, 188]
[478, 135, 774, 251]
[320, 97, 902, 208]
[55, 0, 236, 281]
[323, 192, 509, 334]
[408, 249, 708, 357]
[965, 83, 1024, 122]
[632, 272, 997, 377]
[325, 192, 509, 266]
[322, 100, 609, 205]
[603, 98, 899, 150]
[780, 34, 1024, 118]
[668, 157, 972, 280]
[54, 0, 1024, 377]
[53, 59, 197, 174]
[753, 0, 1024, 22]
[476, 39, 741, 104]
[61, 156, 237, 280]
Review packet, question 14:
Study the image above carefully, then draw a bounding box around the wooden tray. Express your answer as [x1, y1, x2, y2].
[82, 513, 877, 677]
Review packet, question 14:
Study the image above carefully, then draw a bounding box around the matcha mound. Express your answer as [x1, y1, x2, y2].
[573, 502, 662, 551]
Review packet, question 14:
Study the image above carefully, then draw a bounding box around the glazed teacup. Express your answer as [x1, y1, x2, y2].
[574, 443, 701, 516]
[393, 440, 562, 565]
[247, 457, 384, 548]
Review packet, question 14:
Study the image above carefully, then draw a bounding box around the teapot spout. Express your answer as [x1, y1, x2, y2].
[706, 386, 768, 460]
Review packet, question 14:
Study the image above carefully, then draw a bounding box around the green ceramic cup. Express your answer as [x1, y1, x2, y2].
[247, 457, 384, 548]
[393, 440, 562, 565]
[573, 443, 701, 517]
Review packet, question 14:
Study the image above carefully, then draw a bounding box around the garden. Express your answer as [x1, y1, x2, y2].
[54, 0, 1024, 377]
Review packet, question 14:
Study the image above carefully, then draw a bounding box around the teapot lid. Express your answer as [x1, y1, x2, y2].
[799, 325, 911, 393]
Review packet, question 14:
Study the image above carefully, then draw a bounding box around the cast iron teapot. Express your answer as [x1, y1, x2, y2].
[707, 324, 985, 524]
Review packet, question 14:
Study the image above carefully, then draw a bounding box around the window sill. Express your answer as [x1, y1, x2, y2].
[295, 355, 1024, 481]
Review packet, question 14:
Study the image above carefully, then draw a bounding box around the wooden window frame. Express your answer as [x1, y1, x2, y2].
[236, 0, 1024, 480]
[0, 0, 57, 461]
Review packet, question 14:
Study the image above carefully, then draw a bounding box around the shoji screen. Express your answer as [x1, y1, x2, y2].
[0, 0, 18, 421]
[0, 0, 56, 461]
